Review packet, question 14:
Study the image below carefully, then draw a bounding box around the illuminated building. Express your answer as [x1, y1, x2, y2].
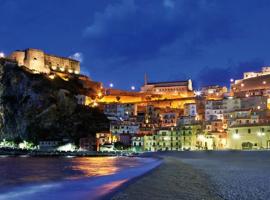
[96, 132, 117, 151]
[227, 124, 270, 150]
[179, 124, 201, 150]
[159, 108, 180, 127]
[205, 100, 224, 121]
[110, 120, 139, 135]
[104, 103, 137, 119]
[131, 134, 144, 152]
[141, 76, 193, 98]
[184, 103, 197, 116]
[231, 67, 270, 98]
[9, 48, 80, 74]
[155, 128, 181, 151]
[143, 134, 157, 152]
[201, 85, 228, 99]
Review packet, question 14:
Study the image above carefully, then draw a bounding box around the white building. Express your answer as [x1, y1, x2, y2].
[205, 100, 224, 121]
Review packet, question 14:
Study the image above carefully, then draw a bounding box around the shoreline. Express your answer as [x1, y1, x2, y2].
[111, 155, 222, 200]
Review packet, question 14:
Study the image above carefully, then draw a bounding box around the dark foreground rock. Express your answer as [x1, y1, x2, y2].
[0, 59, 109, 144]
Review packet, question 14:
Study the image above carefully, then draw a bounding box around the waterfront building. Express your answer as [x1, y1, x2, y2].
[143, 134, 157, 152]
[131, 134, 144, 152]
[155, 128, 181, 151]
[96, 132, 117, 151]
[80, 137, 96, 151]
[9, 48, 80, 74]
[227, 124, 270, 150]
[179, 124, 202, 150]
[38, 141, 59, 151]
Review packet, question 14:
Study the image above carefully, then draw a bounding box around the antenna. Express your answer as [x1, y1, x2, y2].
[144, 73, 148, 85]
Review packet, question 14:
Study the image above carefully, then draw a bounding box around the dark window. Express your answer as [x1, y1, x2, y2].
[248, 129, 251, 134]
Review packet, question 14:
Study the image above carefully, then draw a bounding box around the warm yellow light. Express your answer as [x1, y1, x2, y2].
[98, 92, 102, 97]
[60, 67, 65, 72]
[51, 66, 57, 70]
[68, 69, 73, 73]
[49, 74, 55, 79]
[197, 135, 205, 141]
[241, 83, 244, 87]
[74, 70, 79, 74]
[263, 81, 267, 84]
[233, 133, 240, 139]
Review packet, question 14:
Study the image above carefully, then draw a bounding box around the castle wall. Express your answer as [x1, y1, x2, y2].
[9, 48, 80, 74]
[9, 51, 25, 66]
[24, 49, 49, 73]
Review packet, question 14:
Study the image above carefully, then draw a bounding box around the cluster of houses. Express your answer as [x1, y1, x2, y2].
[90, 67, 270, 152]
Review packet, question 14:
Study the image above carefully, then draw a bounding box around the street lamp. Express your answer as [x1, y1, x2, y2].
[109, 83, 114, 88]
[131, 86, 135, 90]
[230, 78, 234, 83]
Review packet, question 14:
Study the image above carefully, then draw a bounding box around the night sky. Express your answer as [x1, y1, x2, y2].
[1, 0, 270, 90]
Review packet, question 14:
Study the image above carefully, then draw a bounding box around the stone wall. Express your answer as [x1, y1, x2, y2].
[9, 48, 80, 74]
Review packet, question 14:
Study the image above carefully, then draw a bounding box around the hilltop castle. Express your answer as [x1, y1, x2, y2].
[9, 48, 80, 74]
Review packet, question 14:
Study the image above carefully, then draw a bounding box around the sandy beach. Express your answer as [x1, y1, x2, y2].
[112, 156, 222, 200]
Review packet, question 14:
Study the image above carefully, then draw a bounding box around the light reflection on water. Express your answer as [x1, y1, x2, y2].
[0, 156, 145, 188]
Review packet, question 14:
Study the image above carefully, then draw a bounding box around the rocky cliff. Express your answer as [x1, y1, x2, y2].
[0, 59, 109, 144]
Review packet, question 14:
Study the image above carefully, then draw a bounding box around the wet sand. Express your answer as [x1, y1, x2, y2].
[112, 156, 222, 200]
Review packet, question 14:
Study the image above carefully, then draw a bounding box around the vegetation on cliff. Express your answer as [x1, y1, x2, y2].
[0, 59, 109, 144]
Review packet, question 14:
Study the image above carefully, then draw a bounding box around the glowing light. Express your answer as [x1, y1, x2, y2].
[98, 92, 102, 97]
[257, 106, 261, 110]
[0, 52, 5, 58]
[131, 86, 135, 90]
[57, 143, 76, 152]
[241, 83, 244, 87]
[194, 90, 202, 96]
[93, 102, 98, 107]
[263, 81, 267, 84]
[197, 134, 205, 141]
[48, 74, 55, 79]
[230, 78, 234, 82]
[109, 83, 114, 88]
[245, 94, 249, 97]
[68, 69, 73, 73]
[233, 133, 240, 139]
[74, 70, 79, 74]
[60, 67, 65, 72]
[51, 66, 57, 70]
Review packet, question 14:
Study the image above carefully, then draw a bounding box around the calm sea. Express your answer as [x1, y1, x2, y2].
[0, 156, 161, 200]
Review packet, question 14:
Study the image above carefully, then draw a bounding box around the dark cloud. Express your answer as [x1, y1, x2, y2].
[82, 0, 236, 64]
[196, 58, 265, 88]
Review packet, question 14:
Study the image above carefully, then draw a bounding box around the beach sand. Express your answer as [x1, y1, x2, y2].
[112, 156, 222, 200]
